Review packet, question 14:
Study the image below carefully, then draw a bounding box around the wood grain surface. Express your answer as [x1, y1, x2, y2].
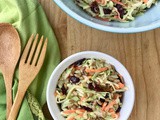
[39, 0, 160, 120]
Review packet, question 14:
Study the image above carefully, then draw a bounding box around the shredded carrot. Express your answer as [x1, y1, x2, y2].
[114, 13, 121, 20]
[111, 112, 117, 118]
[54, 91, 58, 96]
[80, 97, 86, 105]
[96, 0, 102, 3]
[67, 117, 75, 120]
[85, 67, 108, 73]
[104, 100, 116, 111]
[87, 76, 92, 79]
[76, 109, 86, 113]
[96, 16, 109, 21]
[96, 0, 107, 6]
[78, 113, 84, 117]
[111, 0, 125, 7]
[115, 85, 119, 90]
[111, 112, 120, 118]
[143, 0, 148, 3]
[63, 110, 76, 114]
[113, 94, 120, 99]
[118, 82, 125, 89]
[63, 109, 85, 114]
[101, 102, 107, 111]
[80, 96, 86, 101]
[108, 108, 114, 113]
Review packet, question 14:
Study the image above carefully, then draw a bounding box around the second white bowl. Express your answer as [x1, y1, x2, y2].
[47, 51, 135, 120]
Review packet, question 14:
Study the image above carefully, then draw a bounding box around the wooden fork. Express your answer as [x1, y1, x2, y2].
[8, 34, 48, 120]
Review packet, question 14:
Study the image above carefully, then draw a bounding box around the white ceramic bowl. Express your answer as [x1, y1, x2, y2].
[53, 0, 160, 33]
[47, 51, 135, 120]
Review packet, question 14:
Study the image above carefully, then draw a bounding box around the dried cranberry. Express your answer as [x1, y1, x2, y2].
[81, 106, 93, 112]
[115, 4, 125, 18]
[116, 106, 121, 113]
[88, 83, 94, 90]
[61, 85, 67, 95]
[58, 104, 62, 111]
[73, 58, 86, 66]
[100, 98, 105, 102]
[115, 4, 122, 10]
[120, 97, 123, 103]
[70, 76, 80, 84]
[94, 84, 103, 92]
[88, 83, 104, 92]
[90, 1, 99, 13]
[119, 92, 124, 102]
[103, 8, 112, 14]
[105, 93, 109, 98]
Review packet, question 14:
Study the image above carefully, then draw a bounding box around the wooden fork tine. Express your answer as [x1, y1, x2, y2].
[27, 34, 39, 64]
[37, 38, 48, 66]
[32, 36, 44, 65]
[20, 34, 34, 64]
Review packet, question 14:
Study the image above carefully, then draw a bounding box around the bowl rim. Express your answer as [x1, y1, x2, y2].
[53, 0, 160, 33]
[47, 51, 135, 120]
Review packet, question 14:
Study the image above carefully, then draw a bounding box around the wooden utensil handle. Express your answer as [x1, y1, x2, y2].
[5, 82, 12, 119]
[4, 74, 13, 119]
[8, 86, 26, 120]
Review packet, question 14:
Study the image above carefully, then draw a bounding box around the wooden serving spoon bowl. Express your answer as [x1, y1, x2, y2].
[0, 23, 21, 118]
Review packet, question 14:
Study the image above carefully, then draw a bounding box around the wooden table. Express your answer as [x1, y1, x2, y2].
[39, 0, 160, 120]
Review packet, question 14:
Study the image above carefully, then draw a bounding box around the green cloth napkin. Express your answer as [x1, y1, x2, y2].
[0, 0, 60, 119]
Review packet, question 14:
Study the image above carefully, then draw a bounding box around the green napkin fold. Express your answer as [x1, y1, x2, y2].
[0, 0, 60, 119]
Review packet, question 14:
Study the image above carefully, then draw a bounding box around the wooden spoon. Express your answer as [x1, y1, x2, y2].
[0, 23, 21, 118]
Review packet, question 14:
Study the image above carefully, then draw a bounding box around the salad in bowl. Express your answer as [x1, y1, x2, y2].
[53, 0, 160, 33]
[74, 0, 157, 22]
[47, 51, 135, 120]
[55, 58, 127, 119]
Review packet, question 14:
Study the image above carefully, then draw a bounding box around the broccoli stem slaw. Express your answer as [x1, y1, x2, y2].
[55, 58, 127, 120]
[74, 0, 157, 22]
